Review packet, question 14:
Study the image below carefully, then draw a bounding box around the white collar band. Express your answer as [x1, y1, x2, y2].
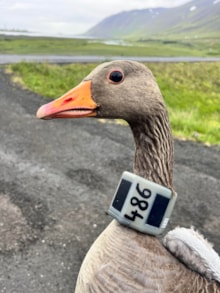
[108, 171, 177, 236]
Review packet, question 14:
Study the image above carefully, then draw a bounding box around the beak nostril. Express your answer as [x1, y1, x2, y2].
[62, 97, 74, 105]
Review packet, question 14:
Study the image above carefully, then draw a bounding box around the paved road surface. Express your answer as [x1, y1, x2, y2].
[0, 68, 219, 292]
[1, 54, 220, 64]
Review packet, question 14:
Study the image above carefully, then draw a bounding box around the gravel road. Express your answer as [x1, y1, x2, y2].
[1, 54, 220, 64]
[0, 67, 219, 292]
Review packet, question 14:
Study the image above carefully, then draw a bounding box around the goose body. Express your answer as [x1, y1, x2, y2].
[75, 221, 219, 292]
[37, 61, 220, 292]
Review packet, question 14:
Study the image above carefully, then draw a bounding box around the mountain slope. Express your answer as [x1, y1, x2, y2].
[86, 0, 220, 39]
[86, 8, 166, 39]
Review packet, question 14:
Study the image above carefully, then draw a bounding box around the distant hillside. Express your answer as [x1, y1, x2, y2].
[86, 0, 220, 39]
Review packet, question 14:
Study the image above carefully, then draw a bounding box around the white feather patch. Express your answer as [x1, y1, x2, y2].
[162, 227, 220, 283]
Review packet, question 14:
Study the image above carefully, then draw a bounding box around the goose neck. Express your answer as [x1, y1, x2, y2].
[129, 113, 174, 191]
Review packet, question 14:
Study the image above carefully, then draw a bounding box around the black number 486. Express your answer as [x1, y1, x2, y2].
[124, 184, 151, 222]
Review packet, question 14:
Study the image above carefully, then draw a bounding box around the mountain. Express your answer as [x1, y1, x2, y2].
[85, 8, 166, 39]
[86, 0, 220, 39]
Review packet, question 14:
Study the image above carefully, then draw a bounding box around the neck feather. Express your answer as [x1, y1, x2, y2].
[129, 108, 174, 191]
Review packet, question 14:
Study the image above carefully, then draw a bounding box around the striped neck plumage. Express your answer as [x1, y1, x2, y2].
[130, 110, 174, 192]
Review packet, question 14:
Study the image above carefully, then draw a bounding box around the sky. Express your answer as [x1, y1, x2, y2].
[0, 0, 193, 36]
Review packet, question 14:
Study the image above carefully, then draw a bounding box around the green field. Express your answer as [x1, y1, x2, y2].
[1, 35, 220, 56]
[8, 61, 220, 145]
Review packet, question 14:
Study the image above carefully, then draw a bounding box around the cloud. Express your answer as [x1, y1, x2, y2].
[0, 0, 192, 35]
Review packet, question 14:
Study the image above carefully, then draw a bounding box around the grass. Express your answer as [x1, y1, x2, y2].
[8, 62, 220, 145]
[149, 62, 220, 144]
[1, 35, 220, 57]
[136, 37, 220, 57]
[7, 62, 96, 98]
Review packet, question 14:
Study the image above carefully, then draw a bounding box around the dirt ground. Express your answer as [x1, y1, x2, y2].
[0, 67, 219, 292]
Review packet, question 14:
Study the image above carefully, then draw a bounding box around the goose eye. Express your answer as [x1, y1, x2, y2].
[108, 70, 124, 83]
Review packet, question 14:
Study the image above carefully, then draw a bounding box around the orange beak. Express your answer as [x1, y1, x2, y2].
[36, 80, 98, 119]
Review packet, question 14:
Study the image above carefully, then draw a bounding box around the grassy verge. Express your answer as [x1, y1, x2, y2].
[8, 62, 220, 145]
[1, 35, 219, 56]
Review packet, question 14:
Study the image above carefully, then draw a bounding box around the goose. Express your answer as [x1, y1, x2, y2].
[37, 60, 220, 292]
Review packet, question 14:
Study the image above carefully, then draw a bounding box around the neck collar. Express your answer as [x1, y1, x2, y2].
[108, 171, 177, 236]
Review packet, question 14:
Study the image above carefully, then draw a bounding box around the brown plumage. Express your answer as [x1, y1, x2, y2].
[37, 60, 220, 292]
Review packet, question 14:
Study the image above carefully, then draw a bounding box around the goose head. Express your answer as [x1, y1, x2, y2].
[37, 61, 165, 122]
[37, 60, 174, 190]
